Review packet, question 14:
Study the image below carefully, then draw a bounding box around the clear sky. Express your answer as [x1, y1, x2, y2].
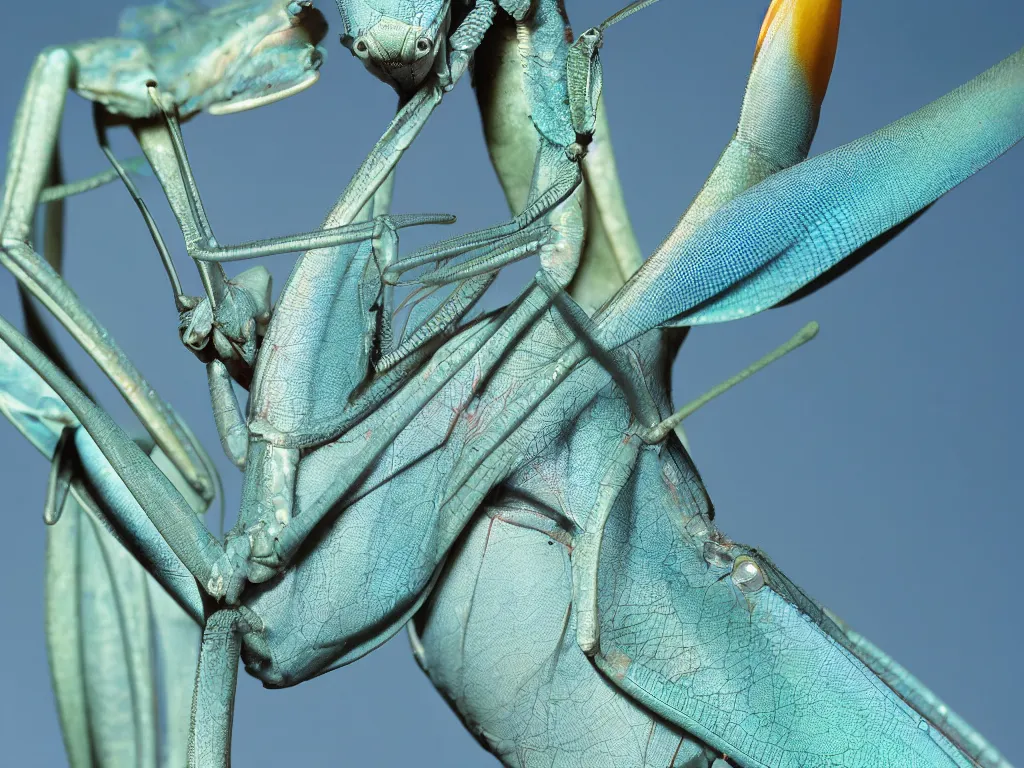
[0, 1, 1021, 765]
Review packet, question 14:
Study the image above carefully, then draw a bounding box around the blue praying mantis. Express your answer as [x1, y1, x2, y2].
[0, 0, 1021, 765]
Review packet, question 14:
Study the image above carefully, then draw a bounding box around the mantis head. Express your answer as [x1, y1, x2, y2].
[335, 0, 451, 95]
[142, 0, 329, 117]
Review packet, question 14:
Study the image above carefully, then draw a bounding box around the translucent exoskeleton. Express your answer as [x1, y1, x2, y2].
[412, 324, 1013, 766]
[0, 0, 1020, 765]
[0, 0, 455, 500]
[408, 1, 1022, 765]
[0, 335, 205, 768]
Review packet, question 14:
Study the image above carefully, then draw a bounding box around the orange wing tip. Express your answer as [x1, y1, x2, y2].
[754, 0, 842, 107]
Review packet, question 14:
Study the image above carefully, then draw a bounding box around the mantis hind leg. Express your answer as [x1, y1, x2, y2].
[188, 608, 263, 768]
[3, 50, 89, 390]
[0, 234, 214, 500]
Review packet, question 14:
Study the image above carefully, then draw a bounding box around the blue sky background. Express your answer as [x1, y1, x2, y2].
[0, 1, 1021, 765]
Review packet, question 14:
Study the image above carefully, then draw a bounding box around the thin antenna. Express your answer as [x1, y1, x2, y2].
[646, 321, 820, 443]
[601, 0, 664, 31]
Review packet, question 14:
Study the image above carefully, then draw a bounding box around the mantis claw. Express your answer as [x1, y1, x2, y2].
[43, 426, 76, 525]
[385, 212, 457, 229]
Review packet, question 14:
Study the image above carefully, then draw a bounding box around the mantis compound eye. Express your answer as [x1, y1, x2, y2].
[731, 558, 766, 594]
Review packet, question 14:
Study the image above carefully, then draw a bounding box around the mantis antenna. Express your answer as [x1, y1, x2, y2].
[601, 0, 665, 31]
[645, 321, 820, 443]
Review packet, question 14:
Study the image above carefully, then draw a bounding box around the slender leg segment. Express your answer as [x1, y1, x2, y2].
[643, 321, 820, 443]
[187, 608, 262, 768]
[136, 87, 454, 267]
[36, 158, 150, 204]
[384, 158, 580, 284]
[0, 48, 71, 242]
[0, 235, 214, 499]
[379, 147, 585, 375]
[0, 50, 214, 500]
[207, 361, 248, 470]
[96, 113, 192, 309]
[0, 317, 223, 604]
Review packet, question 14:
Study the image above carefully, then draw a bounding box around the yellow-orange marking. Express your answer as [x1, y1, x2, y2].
[755, 0, 841, 106]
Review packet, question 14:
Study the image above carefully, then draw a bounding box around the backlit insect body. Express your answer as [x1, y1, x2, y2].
[0, 0, 1020, 765]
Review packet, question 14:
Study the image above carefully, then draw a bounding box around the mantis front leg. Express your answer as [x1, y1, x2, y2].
[375, 0, 615, 374]
[132, 89, 454, 269]
[107, 113, 451, 379]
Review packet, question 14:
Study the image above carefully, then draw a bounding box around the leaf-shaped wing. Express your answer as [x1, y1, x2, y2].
[593, 442, 1009, 768]
[596, 47, 1024, 344]
[413, 500, 721, 767]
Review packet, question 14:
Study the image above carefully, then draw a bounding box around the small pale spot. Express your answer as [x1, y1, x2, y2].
[731, 558, 765, 593]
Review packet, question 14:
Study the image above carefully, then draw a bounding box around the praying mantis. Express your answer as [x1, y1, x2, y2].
[0, 1, 1019, 768]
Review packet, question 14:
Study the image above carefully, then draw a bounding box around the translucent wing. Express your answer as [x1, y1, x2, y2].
[593, 443, 1009, 768]
[413, 501, 720, 767]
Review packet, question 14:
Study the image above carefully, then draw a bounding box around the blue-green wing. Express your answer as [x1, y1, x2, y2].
[413, 501, 720, 767]
[593, 441, 1009, 768]
[0, 335, 76, 455]
[43, 493, 93, 768]
[596, 46, 1024, 346]
[662, 0, 841, 250]
[79, 504, 158, 768]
